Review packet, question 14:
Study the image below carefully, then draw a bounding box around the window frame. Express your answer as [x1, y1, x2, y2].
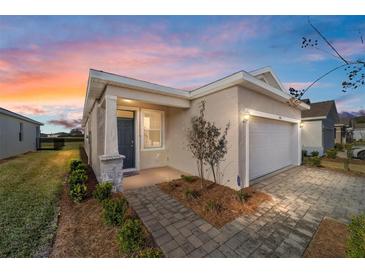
[19, 122, 23, 142]
[141, 108, 165, 151]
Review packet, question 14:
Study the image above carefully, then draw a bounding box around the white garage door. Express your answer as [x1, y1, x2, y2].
[249, 116, 295, 180]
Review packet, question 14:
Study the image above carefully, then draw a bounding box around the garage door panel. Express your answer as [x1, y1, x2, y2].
[249, 116, 294, 180]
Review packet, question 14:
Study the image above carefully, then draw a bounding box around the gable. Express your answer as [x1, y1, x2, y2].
[250, 67, 287, 92]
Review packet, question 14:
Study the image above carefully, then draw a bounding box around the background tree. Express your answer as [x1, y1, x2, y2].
[289, 17, 365, 104]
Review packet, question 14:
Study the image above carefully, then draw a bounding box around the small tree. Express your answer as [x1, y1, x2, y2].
[204, 121, 230, 184]
[187, 101, 209, 188]
[186, 100, 230, 187]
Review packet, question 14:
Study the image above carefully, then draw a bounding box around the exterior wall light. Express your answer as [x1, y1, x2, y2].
[242, 113, 250, 122]
[300, 122, 304, 128]
[123, 99, 132, 103]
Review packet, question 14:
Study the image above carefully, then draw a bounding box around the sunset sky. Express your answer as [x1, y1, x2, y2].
[1, 16, 365, 133]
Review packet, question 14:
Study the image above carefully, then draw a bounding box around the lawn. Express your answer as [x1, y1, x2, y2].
[321, 158, 365, 174]
[0, 148, 79, 257]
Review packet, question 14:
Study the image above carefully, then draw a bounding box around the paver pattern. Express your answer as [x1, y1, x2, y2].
[124, 166, 365, 257]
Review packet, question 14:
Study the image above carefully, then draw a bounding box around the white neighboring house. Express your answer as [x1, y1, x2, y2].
[0, 107, 43, 159]
[301, 100, 339, 156]
[82, 67, 309, 192]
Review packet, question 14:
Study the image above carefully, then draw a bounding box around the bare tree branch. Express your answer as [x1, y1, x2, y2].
[308, 17, 349, 65]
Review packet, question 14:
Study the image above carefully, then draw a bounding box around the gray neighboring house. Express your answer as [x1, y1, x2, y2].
[0, 107, 43, 159]
[301, 100, 339, 155]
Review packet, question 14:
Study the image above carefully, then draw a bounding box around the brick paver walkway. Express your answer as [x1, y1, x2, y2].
[124, 166, 365, 257]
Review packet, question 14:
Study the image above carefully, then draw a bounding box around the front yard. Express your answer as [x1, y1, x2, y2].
[0, 149, 78, 257]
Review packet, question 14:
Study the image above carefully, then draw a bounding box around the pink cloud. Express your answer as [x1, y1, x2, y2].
[333, 40, 365, 58]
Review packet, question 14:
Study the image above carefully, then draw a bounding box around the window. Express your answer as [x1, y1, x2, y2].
[142, 109, 164, 149]
[19, 122, 23, 142]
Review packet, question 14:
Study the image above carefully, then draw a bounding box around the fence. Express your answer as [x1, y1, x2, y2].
[39, 137, 65, 150]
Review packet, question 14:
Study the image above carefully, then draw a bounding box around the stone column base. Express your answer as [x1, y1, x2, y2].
[99, 154, 125, 192]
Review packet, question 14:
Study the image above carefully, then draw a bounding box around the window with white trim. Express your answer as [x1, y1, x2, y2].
[142, 109, 164, 149]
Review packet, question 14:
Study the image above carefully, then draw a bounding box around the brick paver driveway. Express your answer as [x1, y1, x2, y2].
[124, 166, 365, 257]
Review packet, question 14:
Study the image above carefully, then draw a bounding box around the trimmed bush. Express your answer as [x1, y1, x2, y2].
[346, 214, 365, 258]
[102, 197, 128, 226]
[181, 175, 195, 182]
[311, 151, 319, 157]
[236, 189, 251, 203]
[93, 182, 113, 202]
[70, 159, 85, 172]
[335, 143, 344, 151]
[68, 168, 87, 187]
[137, 248, 164, 258]
[205, 200, 223, 213]
[184, 188, 200, 200]
[117, 219, 145, 254]
[326, 148, 337, 159]
[69, 183, 87, 203]
[308, 156, 321, 167]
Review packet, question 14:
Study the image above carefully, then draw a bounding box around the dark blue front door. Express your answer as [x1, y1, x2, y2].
[117, 113, 135, 169]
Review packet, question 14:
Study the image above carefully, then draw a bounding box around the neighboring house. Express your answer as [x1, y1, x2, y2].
[301, 100, 339, 155]
[82, 67, 309, 191]
[352, 116, 365, 141]
[0, 107, 43, 159]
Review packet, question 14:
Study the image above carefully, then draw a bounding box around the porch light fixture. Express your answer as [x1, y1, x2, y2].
[300, 122, 304, 128]
[241, 112, 250, 122]
[123, 99, 132, 103]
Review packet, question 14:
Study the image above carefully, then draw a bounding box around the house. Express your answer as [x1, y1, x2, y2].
[352, 116, 365, 141]
[0, 107, 43, 159]
[301, 100, 339, 155]
[82, 67, 309, 192]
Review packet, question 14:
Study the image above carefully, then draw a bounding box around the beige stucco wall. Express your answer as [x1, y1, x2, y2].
[301, 120, 323, 154]
[167, 86, 240, 189]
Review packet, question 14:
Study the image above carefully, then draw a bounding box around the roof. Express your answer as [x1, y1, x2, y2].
[0, 107, 43, 125]
[82, 67, 310, 125]
[301, 100, 337, 119]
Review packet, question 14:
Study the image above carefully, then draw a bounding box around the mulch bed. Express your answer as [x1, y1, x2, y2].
[50, 165, 159, 258]
[159, 177, 272, 228]
[304, 217, 349, 258]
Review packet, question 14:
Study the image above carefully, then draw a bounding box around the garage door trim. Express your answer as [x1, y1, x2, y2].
[242, 108, 301, 187]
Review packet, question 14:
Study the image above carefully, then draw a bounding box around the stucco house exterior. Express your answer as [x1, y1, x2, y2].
[82, 67, 309, 192]
[301, 100, 339, 155]
[0, 107, 43, 159]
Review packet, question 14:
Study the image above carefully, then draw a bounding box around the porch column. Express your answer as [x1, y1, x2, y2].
[99, 95, 125, 192]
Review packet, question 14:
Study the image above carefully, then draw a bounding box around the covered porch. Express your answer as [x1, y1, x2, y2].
[123, 166, 188, 190]
[86, 73, 191, 192]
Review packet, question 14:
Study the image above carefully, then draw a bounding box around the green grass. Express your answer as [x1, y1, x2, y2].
[0, 147, 79, 257]
[321, 159, 365, 174]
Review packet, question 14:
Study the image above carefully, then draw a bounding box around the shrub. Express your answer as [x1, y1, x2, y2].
[117, 219, 145, 254]
[69, 183, 87, 203]
[346, 214, 365, 258]
[137, 248, 164, 258]
[308, 156, 321, 167]
[302, 150, 308, 157]
[236, 189, 252, 203]
[70, 159, 85, 172]
[181, 175, 195, 182]
[311, 151, 319, 157]
[326, 148, 337, 159]
[102, 197, 128, 226]
[335, 143, 344, 151]
[184, 188, 200, 200]
[205, 200, 223, 213]
[68, 168, 87, 187]
[93, 182, 113, 202]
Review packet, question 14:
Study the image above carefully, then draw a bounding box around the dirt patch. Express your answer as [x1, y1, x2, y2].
[304, 217, 349, 258]
[159, 177, 272, 228]
[323, 157, 365, 164]
[50, 166, 160, 258]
